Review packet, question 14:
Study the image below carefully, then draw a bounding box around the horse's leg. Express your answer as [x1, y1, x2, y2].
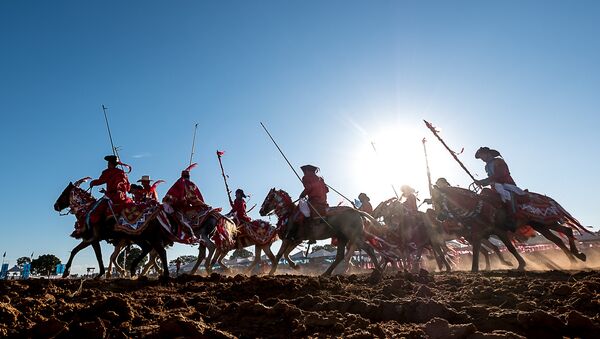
[190, 243, 206, 275]
[245, 245, 261, 275]
[130, 242, 151, 277]
[263, 245, 276, 274]
[434, 243, 452, 272]
[480, 245, 492, 271]
[63, 241, 91, 278]
[546, 223, 586, 261]
[269, 240, 290, 275]
[483, 238, 513, 267]
[496, 232, 526, 270]
[471, 237, 482, 273]
[204, 236, 217, 275]
[140, 250, 156, 276]
[152, 242, 169, 282]
[532, 224, 578, 263]
[322, 239, 347, 276]
[108, 241, 126, 278]
[341, 243, 356, 274]
[358, 242, 381, 271]
[91, 241, 105, 279]
[281, 240, 302, 270]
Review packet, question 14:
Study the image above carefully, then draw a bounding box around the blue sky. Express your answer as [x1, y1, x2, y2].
[1, 1, 599, 273]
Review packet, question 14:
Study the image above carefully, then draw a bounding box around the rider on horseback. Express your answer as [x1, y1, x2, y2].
[230, 188, 252, 225]
[358, 193, 373, 214]
[137, 175, 160, 202]
[163, 164, 206, 214]
[87, 155, 132, 226]
[400, 185, 419, 226]
[288, 165, 329, 243]
[473, 147, 525, 231]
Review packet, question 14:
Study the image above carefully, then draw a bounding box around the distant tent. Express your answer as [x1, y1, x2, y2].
[8, 265, 20, 273]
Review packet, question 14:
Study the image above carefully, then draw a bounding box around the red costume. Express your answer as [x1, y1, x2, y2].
[402, 194, 418, 214]
[231, 198, 251, 224]
[88, 156, 132, 224]
[483, 158, 516, 186]
[359, 201, 373, 214]
[140, 185, 159, 202]
[301, 170, 329, 217]
[164, 177, 205, 212]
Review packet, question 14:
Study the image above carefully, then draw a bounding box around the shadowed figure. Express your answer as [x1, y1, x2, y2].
[53, 180, 171, 281]
[259, 188, 381, 276]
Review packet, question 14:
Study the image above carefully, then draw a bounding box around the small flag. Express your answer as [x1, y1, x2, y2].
[2, 252, 5, 258]
[217, 150, 225, 156]
[30, 252, 34, 258]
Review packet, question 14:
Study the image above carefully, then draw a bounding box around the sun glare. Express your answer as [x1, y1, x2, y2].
[352, 123, 454, 207]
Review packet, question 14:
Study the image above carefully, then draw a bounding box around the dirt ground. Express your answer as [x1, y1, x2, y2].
[1, 268, 600, 339]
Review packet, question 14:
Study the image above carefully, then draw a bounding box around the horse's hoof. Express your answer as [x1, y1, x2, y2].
[517, 265, 526, 271]
[503, 261, 514, 267]
[576, 253, 587, 261]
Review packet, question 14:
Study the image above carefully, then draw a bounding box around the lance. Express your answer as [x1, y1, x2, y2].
[423, 120, 477, 182]
[325, 184, 355, 207]
[371, 142, 400, 199]
[189, 123, 198, 166]
[216, 150, 234, 206]
[422, 137, 433, 198]
[102, 105, 129, 173]
[260, 122, 337, 232]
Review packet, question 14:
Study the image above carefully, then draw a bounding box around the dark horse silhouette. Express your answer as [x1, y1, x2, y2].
[432, 185, 590, 272]
[54, 179, 172, 281]
[259, 188, 381, 276]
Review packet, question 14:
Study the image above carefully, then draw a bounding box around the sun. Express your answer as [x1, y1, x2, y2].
[352, 123, 434, 205]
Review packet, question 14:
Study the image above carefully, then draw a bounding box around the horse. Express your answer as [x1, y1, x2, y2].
[433, 185, 591, 272]
[54, 179, 172, 281]
[372, 198, 451, 272]
[166, 207, 237, 275]
[259, 188, 381, 276]
[208, 219, 280, 275]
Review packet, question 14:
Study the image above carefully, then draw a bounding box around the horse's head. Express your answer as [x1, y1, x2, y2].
[54, 182, 74, 212]
[54, 177, 94, 212]
[259, 188, 278, 216]
[259, 188, 293, 218]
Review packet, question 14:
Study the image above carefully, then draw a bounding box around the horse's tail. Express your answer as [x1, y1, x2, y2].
[551, 198, 593, 235]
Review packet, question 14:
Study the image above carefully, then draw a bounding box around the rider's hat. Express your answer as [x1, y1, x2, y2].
[435, 178, 451, 187]
[300, 164, 319, 173]
[475, 147, 501, 159]
[181, 163, 197, 177]
[235, 189, 247, 198]
[137, 175, 153, 183]
[104, 155, 118, 164]
[358, 193, 370, 201]
[400, 185, 416, 195]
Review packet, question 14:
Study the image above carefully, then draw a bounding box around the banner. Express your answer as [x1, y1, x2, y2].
[22, 263, 31, 280]
[0, 263, 8, 280]
[55, 264, 65, 276]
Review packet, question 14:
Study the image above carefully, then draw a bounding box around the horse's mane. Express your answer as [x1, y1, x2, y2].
[274, 189, 293, 205]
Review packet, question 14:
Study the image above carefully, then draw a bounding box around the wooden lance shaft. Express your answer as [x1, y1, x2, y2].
[217, 151, 234, 207]
[423, 120, 477, 182]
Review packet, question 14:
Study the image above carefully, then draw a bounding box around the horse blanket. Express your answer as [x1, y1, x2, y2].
[237, 220, 278, 246]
